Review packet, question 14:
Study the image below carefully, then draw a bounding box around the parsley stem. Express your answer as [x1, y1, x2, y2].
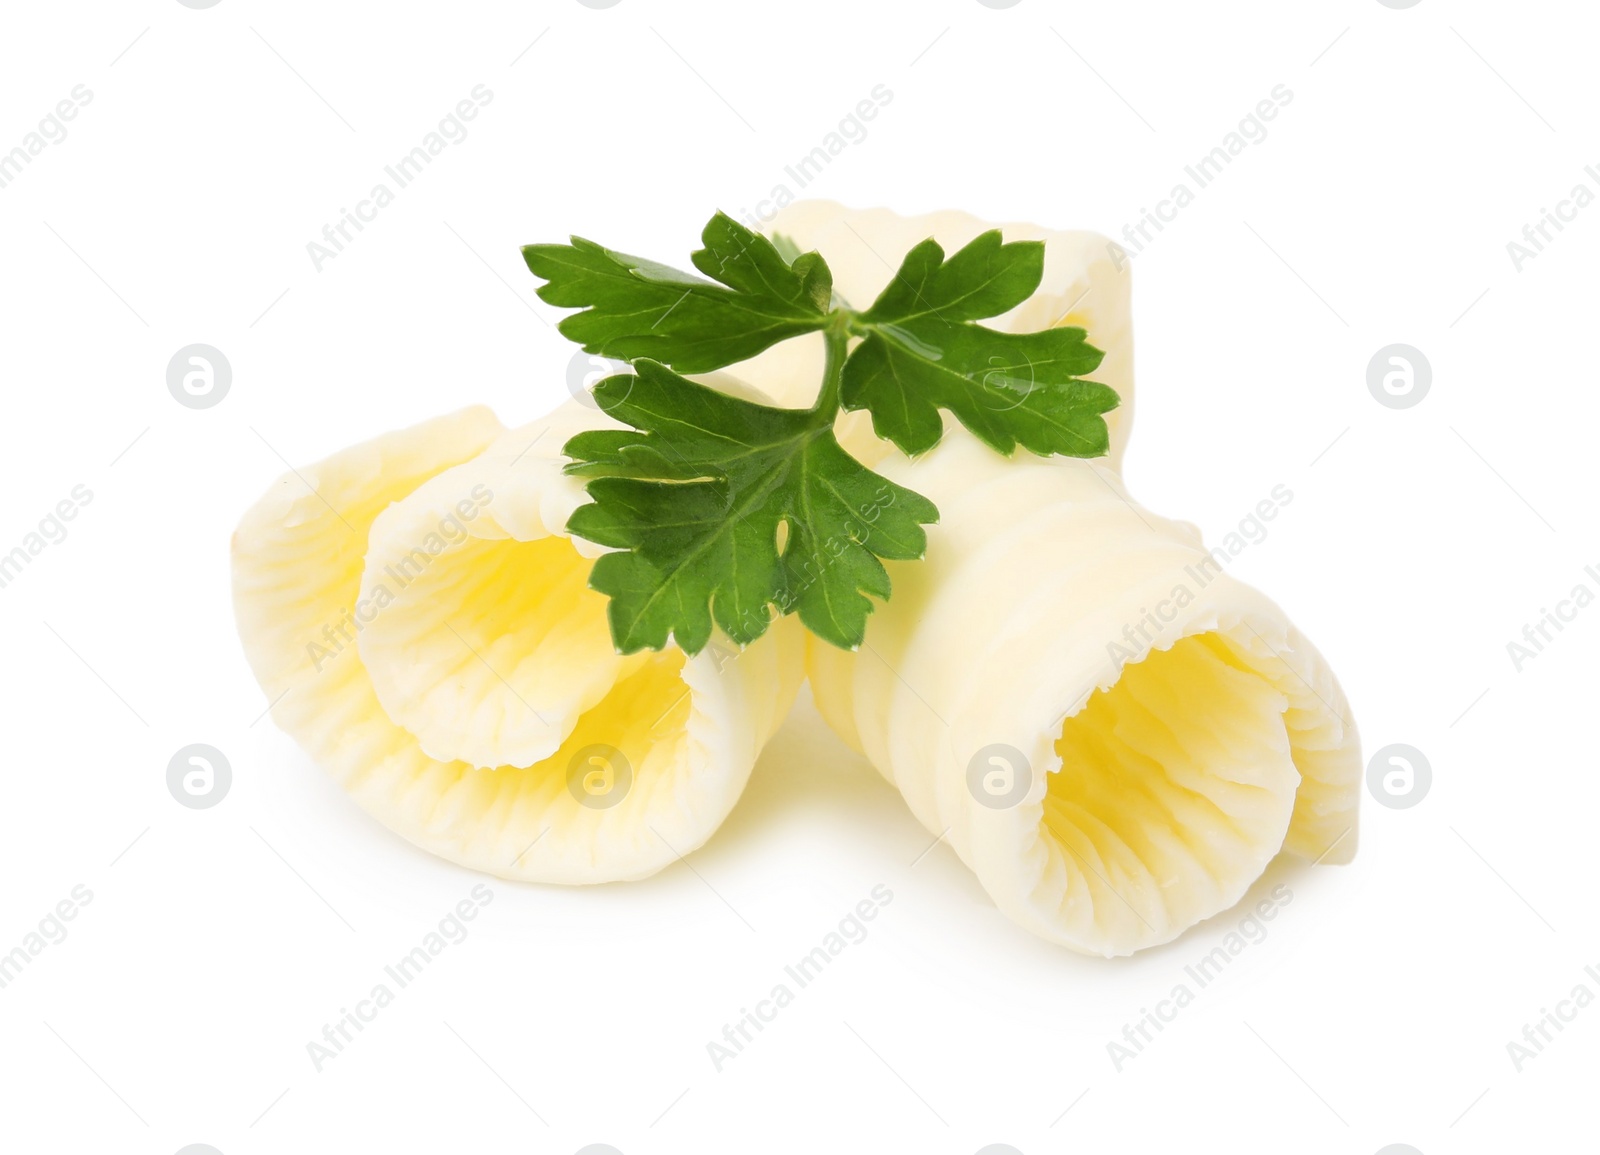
[812, 311, 852, 421]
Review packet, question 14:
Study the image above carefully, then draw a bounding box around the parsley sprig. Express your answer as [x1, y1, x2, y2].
[523, 212, 1117, 656]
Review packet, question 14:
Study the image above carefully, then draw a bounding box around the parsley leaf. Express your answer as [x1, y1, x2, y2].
[842, 231, 1119, 458]
[525, 211, 1124, 656]
[857, 231, 1044, 324]
[563, 359, 938, 655]
[522, 212, 832, 374]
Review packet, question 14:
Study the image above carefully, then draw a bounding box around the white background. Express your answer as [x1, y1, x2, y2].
[0, 1, 1594, 1152]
